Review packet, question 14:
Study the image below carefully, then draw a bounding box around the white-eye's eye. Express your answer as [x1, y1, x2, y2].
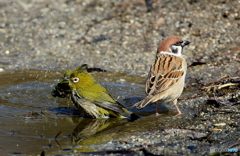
[72, 77, 79, 83]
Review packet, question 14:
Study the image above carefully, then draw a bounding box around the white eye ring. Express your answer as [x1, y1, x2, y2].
[72, 77, 79, 83]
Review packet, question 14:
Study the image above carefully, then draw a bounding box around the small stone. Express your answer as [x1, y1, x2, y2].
[5, 50, 10, 54]
[155, 17, 165, 27]
[214, 123, 226, 126]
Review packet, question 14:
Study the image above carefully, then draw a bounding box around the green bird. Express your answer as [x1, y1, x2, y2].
[64, 64, 139, 119]
[51, 66, 107, 98]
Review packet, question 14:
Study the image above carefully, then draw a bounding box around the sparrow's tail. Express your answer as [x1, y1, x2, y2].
[132, 96, 153, 109]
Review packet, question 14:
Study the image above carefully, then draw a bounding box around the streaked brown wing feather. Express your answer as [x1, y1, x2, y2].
[146, 54, 185, 96]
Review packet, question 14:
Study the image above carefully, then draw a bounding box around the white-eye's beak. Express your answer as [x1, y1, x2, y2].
[63, 77, 70, 81]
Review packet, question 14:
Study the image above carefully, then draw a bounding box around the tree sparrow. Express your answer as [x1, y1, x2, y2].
[133, 36, 190, 116]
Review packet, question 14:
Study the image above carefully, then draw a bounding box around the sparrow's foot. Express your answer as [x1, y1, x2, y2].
[174, 102, 182, 116]
[175, 112, 182, 116]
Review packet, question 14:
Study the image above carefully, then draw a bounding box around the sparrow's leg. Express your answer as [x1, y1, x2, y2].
[145, 0, 153, 12]
[155, 103, 159, 116]
[173, 99, 182, 116]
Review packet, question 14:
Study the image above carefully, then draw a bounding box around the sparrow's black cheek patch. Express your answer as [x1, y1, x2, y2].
[171, 47, 178, 54]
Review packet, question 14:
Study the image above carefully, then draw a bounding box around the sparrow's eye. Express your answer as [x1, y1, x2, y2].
[72, 77, 79, 83]
[174, 41, 182, 46]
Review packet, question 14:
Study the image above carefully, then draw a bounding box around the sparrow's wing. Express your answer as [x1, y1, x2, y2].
[146, 53, 186, 96]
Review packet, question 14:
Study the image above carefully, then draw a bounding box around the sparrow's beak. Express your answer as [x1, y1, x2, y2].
[63, 77, 70, 81]
[182, 40, 190, 47]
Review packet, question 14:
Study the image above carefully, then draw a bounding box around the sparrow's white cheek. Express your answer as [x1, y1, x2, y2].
[170, 45, 182, 56]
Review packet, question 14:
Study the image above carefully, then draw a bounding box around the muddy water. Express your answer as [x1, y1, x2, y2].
[0, 69, 182, 155]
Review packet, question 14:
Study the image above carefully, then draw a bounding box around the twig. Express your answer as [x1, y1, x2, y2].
[10, 130, 16, 137]
[213, 108, 240, 114]
[116, 0, 159, 7]
[184, 76, 239, 90]
[202, 76, 240, 86]
[229, 138, 240, 148]
[200, 82, 240, 90]
[179, 76, 239, 101]
[178, 93, 203, 100]
[55, 131, 62, 139]
[54, 131, 62, 149]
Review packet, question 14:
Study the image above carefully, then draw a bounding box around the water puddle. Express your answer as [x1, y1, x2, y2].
[0, 69, 194, 155]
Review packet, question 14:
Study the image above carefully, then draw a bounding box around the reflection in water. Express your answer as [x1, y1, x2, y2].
[71, 118, 127, 145]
